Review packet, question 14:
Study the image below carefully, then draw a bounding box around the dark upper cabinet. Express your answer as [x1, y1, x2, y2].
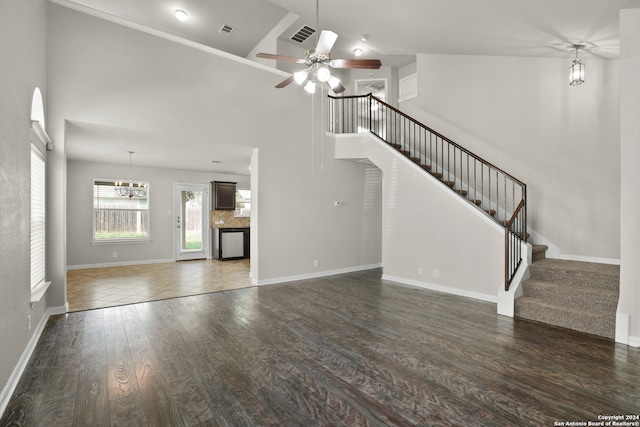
[213, 181, 236, 210]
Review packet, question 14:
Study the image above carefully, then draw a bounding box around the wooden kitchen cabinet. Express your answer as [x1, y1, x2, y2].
[212, 181, 236, 210]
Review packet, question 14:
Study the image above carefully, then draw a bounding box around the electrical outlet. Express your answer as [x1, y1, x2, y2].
[113, 251, 118, 258]
[433, 269, 440, 278]
[418, 267, 423, 275]
[313, 259, 319, 268]
[28, 315, 31, 331]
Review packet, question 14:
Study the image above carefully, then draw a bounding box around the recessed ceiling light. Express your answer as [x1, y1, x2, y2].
[174, 9, 189, 22]
[353, 48, 363, 57]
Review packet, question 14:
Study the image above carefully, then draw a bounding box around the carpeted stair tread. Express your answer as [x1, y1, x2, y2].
[529, 258, 620, 290]
[521, 279, 618, 310]
[514, 297, 615, 339]
[531, 245, 548, 262]
[515, 258, 620, 339]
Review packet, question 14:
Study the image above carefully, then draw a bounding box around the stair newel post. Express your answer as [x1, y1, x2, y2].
[523, 185, 527, 243]
[368, 94, 372, 133]
[505, 225, 510, 291]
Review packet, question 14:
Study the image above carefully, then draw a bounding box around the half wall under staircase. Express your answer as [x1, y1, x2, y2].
[328, 94, 527, 292]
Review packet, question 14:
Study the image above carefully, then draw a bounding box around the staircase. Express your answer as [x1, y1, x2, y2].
[515, 245, 620, 339]
[328, 93, 527, 287]
[328, 93, 619, 339]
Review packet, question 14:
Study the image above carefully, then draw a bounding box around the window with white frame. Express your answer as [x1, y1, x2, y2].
[93, 179, 150, 242]
[235, 189, 251, 217]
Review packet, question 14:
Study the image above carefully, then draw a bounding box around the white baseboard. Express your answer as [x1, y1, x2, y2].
[252, 263, 382, 286]
[527, 229, 621, 265]
[67, 258, 175, 270]
[615, 312, 640, 348]
[382, 274, 498, 304]
[0, 304, 65, 417]
[555, 254, 621, 265]
[616, 312, 630, 345]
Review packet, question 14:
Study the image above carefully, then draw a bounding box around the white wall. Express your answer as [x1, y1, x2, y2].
[251, 101, 383, 283]
[0, 0, 51, 408]
[47, 5, 382, 286]
[336, 134, 504, 301]
[401, 54, 621, 263]
[619, 8, 640, 345]
[66, 160, 249, 267]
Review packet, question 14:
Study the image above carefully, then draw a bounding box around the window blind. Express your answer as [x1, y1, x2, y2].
[30, 146, 46, 290]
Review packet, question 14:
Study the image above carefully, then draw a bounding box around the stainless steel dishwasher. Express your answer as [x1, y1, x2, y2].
[220, 229, 244, 259]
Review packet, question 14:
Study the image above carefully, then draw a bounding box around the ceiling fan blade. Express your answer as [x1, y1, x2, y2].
[275, 75, 295, 89]
[256, 53, 304, 63]
[316, 30, 338, 56]
[329, 59, 382, 69]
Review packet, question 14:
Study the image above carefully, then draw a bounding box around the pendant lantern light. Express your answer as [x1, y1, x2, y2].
[569, 45, 585, 86]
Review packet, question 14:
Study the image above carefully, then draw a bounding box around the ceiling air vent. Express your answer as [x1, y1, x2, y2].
[218, 25, 234, 36]
[290, 25, 316, 44]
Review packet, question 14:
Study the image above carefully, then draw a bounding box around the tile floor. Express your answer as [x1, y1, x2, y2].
[66, 259, 252, 312]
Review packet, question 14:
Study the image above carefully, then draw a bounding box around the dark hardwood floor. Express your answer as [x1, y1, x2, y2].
[3, 269, 639, 426]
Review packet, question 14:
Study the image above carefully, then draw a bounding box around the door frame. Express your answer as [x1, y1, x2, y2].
[174, 182, 210, 261]
[354, 77, 388, 101]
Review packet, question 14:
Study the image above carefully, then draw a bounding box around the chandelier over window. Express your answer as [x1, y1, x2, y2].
[569, 44, 585, 86]
[115, 151, 147, 198]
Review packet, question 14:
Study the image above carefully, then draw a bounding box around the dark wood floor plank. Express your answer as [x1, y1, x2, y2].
[73, 309, 110, 425]
[254, 281, 511, 426]
[0, 315, 66, 426]
[32, 312, 87, 426]
[174, 292, 344, 426]
[2, 268, 640, 426]
[73, 365, 110, 426]
[149, 298, 253, 426]
[170, 295, 290, 426]
[119, 304, 186, 426]
[135, 301, 218, 425]
[102, 306, 148, 426]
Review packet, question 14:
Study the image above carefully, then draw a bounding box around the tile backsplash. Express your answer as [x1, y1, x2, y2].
[210, 210, 250, 228]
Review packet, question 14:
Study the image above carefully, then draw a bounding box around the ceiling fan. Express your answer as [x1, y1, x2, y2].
[256, 1, 381, 94]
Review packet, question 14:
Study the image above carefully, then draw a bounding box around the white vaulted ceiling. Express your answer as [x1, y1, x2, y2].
[52, 0, 640, 173]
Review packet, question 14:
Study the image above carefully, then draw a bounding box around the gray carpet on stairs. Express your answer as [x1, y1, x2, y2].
[514, 257, 620, 340]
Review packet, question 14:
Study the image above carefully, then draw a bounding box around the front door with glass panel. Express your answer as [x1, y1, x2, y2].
[174, 183, 209, 261]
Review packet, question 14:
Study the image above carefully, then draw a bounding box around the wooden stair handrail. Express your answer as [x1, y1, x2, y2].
[329, 94, 526, 188]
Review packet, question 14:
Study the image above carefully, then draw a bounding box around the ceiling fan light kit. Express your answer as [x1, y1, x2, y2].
[327, 75, 341, 90]
[316, 66, 331, 82]
[294, 69, 308, 85]
[304, 80, 317, 94]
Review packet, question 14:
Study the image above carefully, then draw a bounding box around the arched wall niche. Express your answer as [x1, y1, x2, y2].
[31, 87, 45, 130]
